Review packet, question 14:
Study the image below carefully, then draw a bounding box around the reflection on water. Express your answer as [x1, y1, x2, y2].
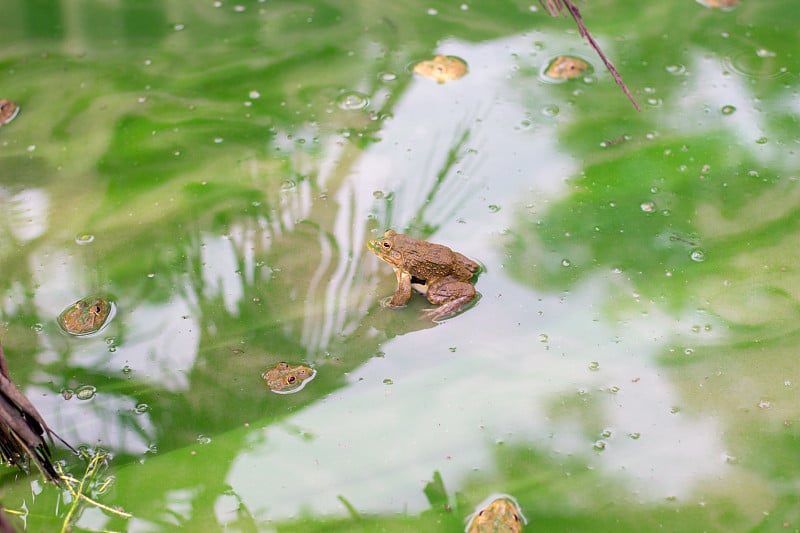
[0, 0, 798, 530]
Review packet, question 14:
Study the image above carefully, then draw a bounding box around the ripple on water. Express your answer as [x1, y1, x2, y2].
[722, 47, 788, 80]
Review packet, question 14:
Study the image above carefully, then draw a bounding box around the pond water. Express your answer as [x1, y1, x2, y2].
[1, 0, 799, 531]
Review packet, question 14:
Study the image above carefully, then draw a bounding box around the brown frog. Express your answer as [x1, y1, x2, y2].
[544, 56, 589, 80]
[0, 100, 19, 126]
[367, 230, 479, 321]
[465, 496, 526, 533]
[57, 297, 112, 336]
[262, 362, 315, 394]
[413, 55, 468, 83]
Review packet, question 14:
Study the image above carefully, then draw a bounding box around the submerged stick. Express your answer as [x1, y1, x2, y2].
[541, 0, 641, 111]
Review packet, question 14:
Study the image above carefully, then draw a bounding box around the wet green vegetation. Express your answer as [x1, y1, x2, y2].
[1, 0, 799, 531]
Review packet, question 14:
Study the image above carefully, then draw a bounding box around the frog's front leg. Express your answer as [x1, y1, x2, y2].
[424, 278, 476, 321]
[386, 269, 412, 308]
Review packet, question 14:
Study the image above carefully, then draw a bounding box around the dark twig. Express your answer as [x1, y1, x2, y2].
[541, 0, 640, 111]
[0, 339, 75, 484]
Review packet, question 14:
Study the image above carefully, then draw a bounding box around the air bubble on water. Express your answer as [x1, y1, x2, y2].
[460, 3, 469, 10]
[561, 259, 571, 267]
[541, 104, 559, 117]
[601, 428, 613, 438]
[690, 249, 705, 262]
[593, 440, 607, 451]
[755, 136, 768, 145]
[135, 403, 149, 414]
[213, 137, 224, 144]
[538, 333, 549, 343]
[379, 72, 397, 82]
[488, 204, 501, 213]
[427, 8, 438, 15]
[692, 325, 701, 333]
[336, 91, 369, 110]
[383, 378, 394, 385]
[197, 435, 212, 444]
[757, 399, 772, 409]
[31, 323, 43, 333]
[608, 386, 620, 394]
[665, 64, 686, 75]
[62, 389, 74, 400]
[174, 23, 185, 31]
[517, 118, 533, 130]
[721, 105, 736, 115]
[281, 179, 296, 191]
[756, 48, 776, 58]
[147, 272, 156, 278]
[249, 90, 261, 99]
[122, 365, 132, 375]
[684, 348, 694, 355]
[234, 5, 245, 12]
[628, 432, 641, 440]
[670, 406, 681, 414]
[588, 361, 600, 371]
[373, 190, 384, 199]
[76, 385, 97, 401]
[640, 201, 656, 213]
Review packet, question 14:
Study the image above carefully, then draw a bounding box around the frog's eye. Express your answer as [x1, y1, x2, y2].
[94, 305, 102, 314]
[286, 376, 297, 384]
[381, 240, 392, 249]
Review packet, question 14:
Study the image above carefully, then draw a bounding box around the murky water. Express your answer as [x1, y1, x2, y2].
[1, 0, 798, 531]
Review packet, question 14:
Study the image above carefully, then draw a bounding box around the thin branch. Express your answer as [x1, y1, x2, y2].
[541, 0, 640, 111]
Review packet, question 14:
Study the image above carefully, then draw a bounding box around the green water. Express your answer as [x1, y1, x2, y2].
[1, 0, 799, 531]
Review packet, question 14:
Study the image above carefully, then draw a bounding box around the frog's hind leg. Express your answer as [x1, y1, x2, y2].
[424, 279, 476, 321]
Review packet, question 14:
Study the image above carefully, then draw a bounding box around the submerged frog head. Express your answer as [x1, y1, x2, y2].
[544, 56, 590, 80]
[0, 100, 19, 126]
[262, 362, 315, 394]
[413, 55, 468, 83]
[465, 496, 526, 533]
[57, 297, 112, 336]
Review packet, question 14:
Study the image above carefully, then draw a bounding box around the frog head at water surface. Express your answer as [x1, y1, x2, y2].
[413, 55, 468, 83]
[0, 100, 19, 126]
[262, 362, 316, 394]
[57, 296, 113, 336]
[465, 495, 526, 533]
[367, 230, 480, 321]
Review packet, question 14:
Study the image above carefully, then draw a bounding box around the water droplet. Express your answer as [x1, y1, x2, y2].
[561, 259, 571, 267]
[593, 440, 607, 451]
[601, 428, 613, 438]
[449, 346, 457, 352]
[76, 385, 97, 401]
[336, 91, 369, 110]
[372, 190, 384, 199]
[147, 272, 156, 278]
[538, 333, 549, 343]
[757, 399, 772, 409]
[197, 435, 212, 444]
[249, 90, 261, 99]
[721, 105, 736, 115]
[75, 234, 95, 245]
[122, 365, 132, 374]
[608, 386, 620, 394]
[31, 323, 43, 333]
[427, 8, 438, 15]
[670, 406, 681, 414]
[173, 23, 185, 31]
[684, 348, 694, 356]
[640, 201, 656, 213]
[488, 204, 501, 213]
[665, 64, 686, 76]
[755, 136, 768, 145]
[383, 378, 394, 385]
[541, 104, 559, 117]
[281, 179, 296, 191]
[690, 249, 705, 262]
[756, 48, 776, 58]
[628, 432, 641, 440]
[517, 118, 533, 130]
[588, 361, 600, 371]
[234, 5, 245, 12]
[213, 137, 224, 144]
[134, 403, 149, 414]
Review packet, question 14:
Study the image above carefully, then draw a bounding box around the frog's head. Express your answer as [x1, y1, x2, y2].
[367, 230, 402, 267]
